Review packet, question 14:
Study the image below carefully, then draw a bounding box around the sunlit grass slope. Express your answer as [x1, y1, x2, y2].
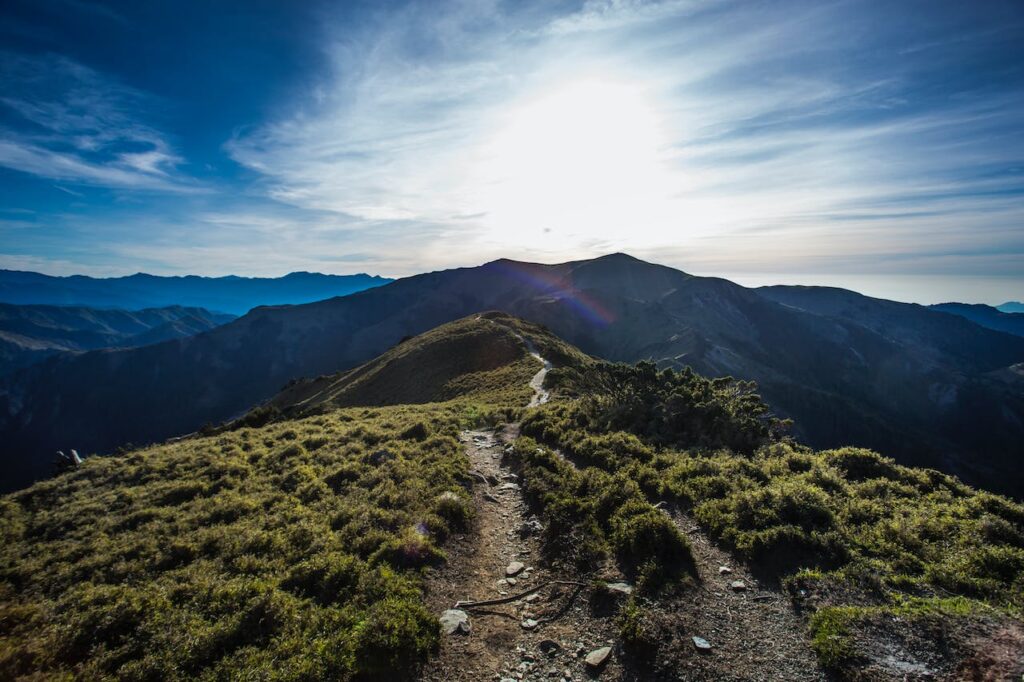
[1, 405, 474, 679]
[0, 313, 589, 680]
[522, 361, 1024, 670]
[1, 316, 1020, 678]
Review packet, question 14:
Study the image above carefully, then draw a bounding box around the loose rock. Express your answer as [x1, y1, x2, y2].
[718, 566, 732, 575]
[539, 639, 562, 656]
[519, 519, 543, 537]
[606, 581, 634, 596]
[506, 561, 526, 577]
[521, 618, 539, 630]
[692, 636, 713, 651]
[585, 646, 612, 669]
[730, 580, 747, 591]
[439, 609, 470, 635]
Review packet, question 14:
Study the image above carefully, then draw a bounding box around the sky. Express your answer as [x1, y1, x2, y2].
[0, 0, 1022, 304]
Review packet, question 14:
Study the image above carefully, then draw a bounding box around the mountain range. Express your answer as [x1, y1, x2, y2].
[1, 253, 1022, 496]
[0, 269, 391, 315]
[0, 303, 235, 376]
[928, 302, 1024, 337]
[999, 301, 1024, 313]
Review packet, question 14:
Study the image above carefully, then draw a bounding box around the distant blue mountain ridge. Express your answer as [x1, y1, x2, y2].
[0, 270, 392, 315]
[930, 302, 1024, 338]
[999, 301, 1024, 314]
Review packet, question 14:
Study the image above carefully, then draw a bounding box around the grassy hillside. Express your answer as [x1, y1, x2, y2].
[522, 361, 1024, 674]
[265, 312, 592, 416]
[0, 314, 589, 679]
[1, 317, 1021, 679]
[0, 404, 487, 679]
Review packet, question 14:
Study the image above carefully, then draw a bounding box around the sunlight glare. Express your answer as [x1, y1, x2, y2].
[471, 78, 689, 250]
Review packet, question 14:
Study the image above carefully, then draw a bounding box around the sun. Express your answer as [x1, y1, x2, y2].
[469, 77, 685, 250]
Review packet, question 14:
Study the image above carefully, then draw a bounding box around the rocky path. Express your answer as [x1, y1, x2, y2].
[422, 428, 624, 681]
[423, 338, 824, 680]
[521, 337, 552, 407]
[654, 509, 827, 681]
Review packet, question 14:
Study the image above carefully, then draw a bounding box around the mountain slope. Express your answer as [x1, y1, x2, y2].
[1, 317, 1020, 681]
[930, 302, 1024, 337]
[999, 301, 1024, 313]
[265, 312, 590, 415]
[0, 269, 391, 315]
[0, 303, 236, 375]
[3, 254, 1023, 496]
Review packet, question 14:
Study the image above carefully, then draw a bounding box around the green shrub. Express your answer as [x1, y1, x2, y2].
[351, 598, 439, 679]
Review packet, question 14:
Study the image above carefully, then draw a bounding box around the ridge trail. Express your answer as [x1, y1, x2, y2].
[423, 342, 624, 680]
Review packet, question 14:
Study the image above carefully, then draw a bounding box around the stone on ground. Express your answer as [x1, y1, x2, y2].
[606, 581, 634, 595]
[439, 609, 471, 635]
[585, 646, 612, 669]
[506, 560, 526, 576]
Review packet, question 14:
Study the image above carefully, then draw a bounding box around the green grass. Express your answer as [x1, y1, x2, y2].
[267, 312, 593, 416]
[3, 324, 1021, 677]
[520, 360, 1024, 668]
[0, 314, 593, 680]
[0, 403, 485, 680]
[508, 436, 696, 589]
[807, 596, 996, 667]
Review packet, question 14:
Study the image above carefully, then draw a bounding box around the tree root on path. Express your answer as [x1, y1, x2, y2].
[454, 579, 588, 609]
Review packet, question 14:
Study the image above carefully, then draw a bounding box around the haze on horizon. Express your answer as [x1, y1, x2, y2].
[1, 0, 1022, 305]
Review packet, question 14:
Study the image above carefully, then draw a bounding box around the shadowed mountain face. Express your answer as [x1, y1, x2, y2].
[2, 254, 1023, 495]
[0, 270, 391, 315]
[0, 304, 236, 375]
[930, 302, 1024, 337]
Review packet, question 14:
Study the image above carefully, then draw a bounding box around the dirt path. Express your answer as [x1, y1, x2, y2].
[521, 337, 552, 407]
[421, 428, 624, 681]
[423, 338, 823, 680]
[551, 446, 826, 681]
[653, 509, 827, 681]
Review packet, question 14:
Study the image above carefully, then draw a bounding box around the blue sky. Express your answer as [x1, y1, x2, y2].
[0, 0, 1022, 303]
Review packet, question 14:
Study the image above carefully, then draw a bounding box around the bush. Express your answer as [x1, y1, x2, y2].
[610, 501, 695, 584]
[352, 598, 439, 678]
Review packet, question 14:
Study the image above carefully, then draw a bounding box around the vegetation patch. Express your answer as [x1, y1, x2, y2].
[507, 436, 695, 588]
[0, 403, 485, 680]
[522, 360, 1024, 671]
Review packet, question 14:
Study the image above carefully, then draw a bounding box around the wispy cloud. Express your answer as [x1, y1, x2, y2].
[0, 53, 195, 191]
[225, 0, 1024, 286]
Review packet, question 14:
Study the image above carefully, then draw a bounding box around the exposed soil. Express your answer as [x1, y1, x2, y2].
[650, 508, 828, 681]
[421, 428, 625, 681]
